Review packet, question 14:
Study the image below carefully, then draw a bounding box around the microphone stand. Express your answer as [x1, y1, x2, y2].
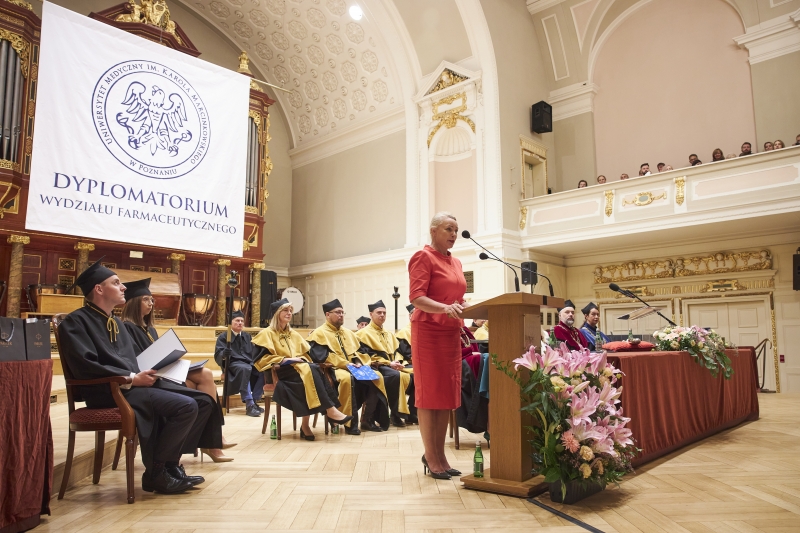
[479, 253, 520, 292]
[612, 285, 677, 327]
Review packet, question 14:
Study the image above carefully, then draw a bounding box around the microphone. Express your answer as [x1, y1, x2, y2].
[608, 283, 677, 327]
[479, 252, 520, 292]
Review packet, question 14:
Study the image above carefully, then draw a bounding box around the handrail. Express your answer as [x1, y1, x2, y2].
[753, 338, 773, 392]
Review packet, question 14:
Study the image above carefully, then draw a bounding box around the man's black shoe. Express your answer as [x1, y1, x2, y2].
[407, 415, 419, 424]
[391, 415, 406, 427]
[255, 403, 265, 413]
[246, 403, 262, 417]
[344, 426, 362, 435]
[167, 464, 205, 486]
[142, 467, 193, 494]
[360, 421, 383, 432]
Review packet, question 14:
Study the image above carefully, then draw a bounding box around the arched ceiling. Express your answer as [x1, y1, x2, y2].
[187, 0, 402, 147]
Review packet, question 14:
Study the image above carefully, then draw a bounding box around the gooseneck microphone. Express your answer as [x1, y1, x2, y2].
[479, 254, 555, 297]
[608, 283, 677, 326]
[479, 252, 520, 292]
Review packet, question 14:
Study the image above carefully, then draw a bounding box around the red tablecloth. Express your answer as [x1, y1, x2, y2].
[0, 360, 53, 533]
[607, 348, 759, 467]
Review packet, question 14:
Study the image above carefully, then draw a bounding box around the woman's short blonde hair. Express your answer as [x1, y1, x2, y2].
[269, 303, 294, 331]
[430, 211, 457, 230]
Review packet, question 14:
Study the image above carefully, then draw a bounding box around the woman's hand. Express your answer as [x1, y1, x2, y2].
[442, 301, 464, 319]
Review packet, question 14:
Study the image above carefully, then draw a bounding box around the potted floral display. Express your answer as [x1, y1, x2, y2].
[495, 343, 638, 504]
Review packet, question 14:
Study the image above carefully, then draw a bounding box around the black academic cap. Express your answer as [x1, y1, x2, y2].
[270, 298, 290, 316]
[368, 300, 386, 312]
[231, 310, 245, 320]
[582, 302, 598, 315]
[322, 299, 343, 313]
[406, 304, 415, 313]
[123, 278, 151, 301]
[356, 316, 370, 325]
[70, 256, 116, 295]
[559, 299, 576, 311]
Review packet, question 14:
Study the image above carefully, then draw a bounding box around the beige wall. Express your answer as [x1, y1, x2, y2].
[479, 0, 555, 231]
[432, 152, 478, 234]
[593, 0, 755, 182]
[393, 0, 473, 75]
[290, 131, 406, 266]
[553, 112, 596, 192]
[750, 51, 800, 150]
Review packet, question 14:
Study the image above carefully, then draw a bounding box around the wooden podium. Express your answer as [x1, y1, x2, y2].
[460, 293, 563, 497]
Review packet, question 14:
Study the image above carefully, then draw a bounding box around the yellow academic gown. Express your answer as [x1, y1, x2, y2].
[356, 322, 413, 415]
[395, 323, 412, 364]
[307, 322, 388, 425]
[252, 327, 322, 411]
[474, 322, 489, 340]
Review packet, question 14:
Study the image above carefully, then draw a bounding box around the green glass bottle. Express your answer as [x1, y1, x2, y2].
[473, 440, 484, 478]
[270, 415, 277, 439]
[627, 329, 634, 342]
[331, 423, 339, 435]
[595, 331, 603, 352]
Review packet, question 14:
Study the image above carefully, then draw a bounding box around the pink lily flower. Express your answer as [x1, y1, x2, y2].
[570, 421, 605, 442]
[570, 388, 599, 426]
[512, 347, 538, 371]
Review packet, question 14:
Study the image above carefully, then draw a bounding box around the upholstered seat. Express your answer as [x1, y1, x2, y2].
[69, 407, 122, 426]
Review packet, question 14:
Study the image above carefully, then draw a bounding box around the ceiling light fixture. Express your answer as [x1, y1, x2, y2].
[349, 5, 363, 20]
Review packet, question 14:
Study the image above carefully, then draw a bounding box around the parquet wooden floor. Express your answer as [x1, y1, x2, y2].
[41, 393, 800, 533]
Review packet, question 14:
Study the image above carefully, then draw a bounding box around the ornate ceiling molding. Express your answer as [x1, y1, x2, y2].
[188, 0, 401, 146]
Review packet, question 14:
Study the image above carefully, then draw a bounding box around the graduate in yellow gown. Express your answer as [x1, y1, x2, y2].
[307, 299, 390, 434]
[252, 299, 352, 440]
[395, 304, 413, 364]
[356, 300, 417, 426]
[473, 319, 489, 340]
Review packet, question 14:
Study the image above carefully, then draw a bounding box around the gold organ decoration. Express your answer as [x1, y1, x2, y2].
[427, 92, 475, 148]
[6, 0, 32, 13]
[0, 181, 20, 217]
[0, 28, 29, 78]
[115, 0, 182, 45]
[242, 223, 258, 252]
[594, 249, 772, 283]
[675, 176, 686, 206]
[604, 190, 614, 217]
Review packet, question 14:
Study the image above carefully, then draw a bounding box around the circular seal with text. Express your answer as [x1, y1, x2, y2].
[92, 60, 210, 179]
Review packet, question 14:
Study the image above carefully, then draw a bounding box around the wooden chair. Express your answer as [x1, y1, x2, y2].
[449, 410, 460, 449]
[261, 367, 329, 438]
[52, 314, 138, 504]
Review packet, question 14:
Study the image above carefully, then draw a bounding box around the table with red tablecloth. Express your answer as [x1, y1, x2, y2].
[607, 348, 759, 467]
[0, 359, 53, 533]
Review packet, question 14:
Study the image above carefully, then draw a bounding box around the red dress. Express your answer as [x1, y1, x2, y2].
[409, 245, 467, 409]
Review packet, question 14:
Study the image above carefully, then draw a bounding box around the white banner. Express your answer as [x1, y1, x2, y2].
[27, 2, 250, 257]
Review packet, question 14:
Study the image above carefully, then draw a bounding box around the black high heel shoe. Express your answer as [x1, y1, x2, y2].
[299, 428, 315, 441]
[327, 414, 353, 426]
[421, 455, 451, 480]
[445, 468, 462, 476]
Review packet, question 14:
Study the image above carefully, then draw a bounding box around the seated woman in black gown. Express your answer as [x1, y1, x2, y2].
[252, 299, 353, 440]
[120, 278, 233, 462]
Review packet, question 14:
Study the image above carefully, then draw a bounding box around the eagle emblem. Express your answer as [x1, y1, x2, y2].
[115, 82, 192, 157]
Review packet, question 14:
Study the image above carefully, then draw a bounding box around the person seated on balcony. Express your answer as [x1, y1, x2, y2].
[553, 300, 588, 351]
[620, 173, 630, 181]
[740, 142, 753, 157]
[214, 311, 264, 418]
[596, 175, 606, 184]
[396, 304, 414, 364]
[726, 154, 737, 160]
[657, 163, 666, 173]
[692, 159, 703, 166]
[121, 278, 231, 462]
[774, 139, 785, 150]
[688, 153, 699, 166]
[577, 180, 588, 188]
[763, 141, 773, 152]
[579, 302, 610, 352]
[356, 316, 370, 330]
[794, 134, 800, 146]
[664, 164, 674, 170]
[357, 300, 415, 427]
[711, 148, 724, 162]
[638, 163, 651, 176]
[473, 319, 489, 341]
[308, 299, 390, 434]
[252, 299, 353, 440]
[58, 259, 218, 494]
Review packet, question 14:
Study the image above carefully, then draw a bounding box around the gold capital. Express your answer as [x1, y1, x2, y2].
[74, 242, 96, 251]
[7, 234, 30, 244]
[167, 253, 186, 261]
[249, 262, 266, 270]
[214, 259, 231, 266]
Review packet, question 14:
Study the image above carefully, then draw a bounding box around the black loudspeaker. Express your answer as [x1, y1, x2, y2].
[531, 101, 552, 134]
[259, 270, 278, 326]
[793, 252, 800, 291]
[521, 261, 538, 285]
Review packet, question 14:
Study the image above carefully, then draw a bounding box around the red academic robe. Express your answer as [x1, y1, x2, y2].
[554, 321, 589, 351]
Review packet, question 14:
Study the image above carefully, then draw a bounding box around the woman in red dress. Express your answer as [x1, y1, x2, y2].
[409, 212, 467, 479]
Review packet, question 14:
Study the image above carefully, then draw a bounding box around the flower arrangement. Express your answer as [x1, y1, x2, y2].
[652, 326, 734, 379]
[495, 343, 637, 500]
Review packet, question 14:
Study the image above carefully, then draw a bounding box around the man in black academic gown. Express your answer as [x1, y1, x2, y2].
[214, 311, 264, 417]
[58, 259, 218, 494]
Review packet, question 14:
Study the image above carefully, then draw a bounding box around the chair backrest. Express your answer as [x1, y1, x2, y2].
[52, 313, 84, 405]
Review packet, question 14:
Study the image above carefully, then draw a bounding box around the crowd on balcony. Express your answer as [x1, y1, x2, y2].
[578, 133, 800, 189]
